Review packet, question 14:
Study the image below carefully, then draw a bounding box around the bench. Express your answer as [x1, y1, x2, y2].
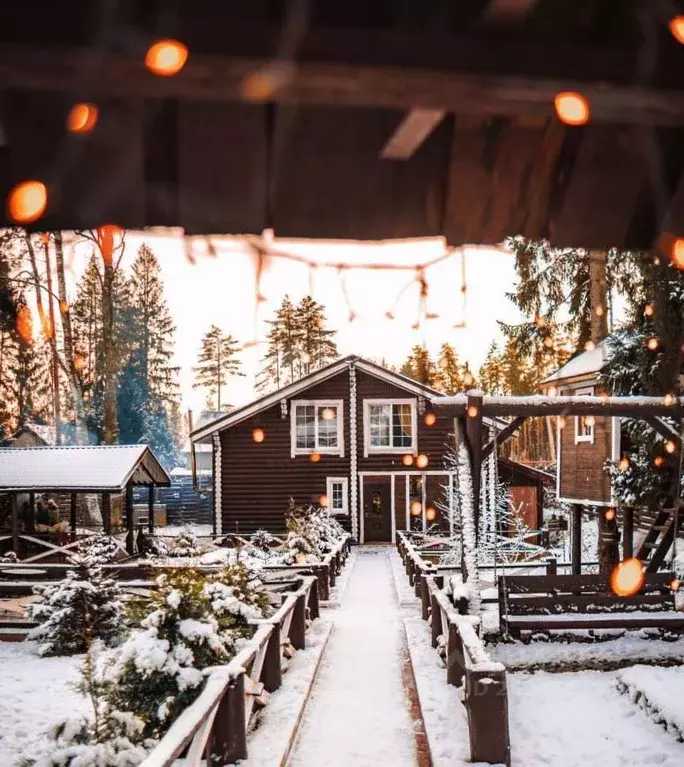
[498, 572, 684, 636]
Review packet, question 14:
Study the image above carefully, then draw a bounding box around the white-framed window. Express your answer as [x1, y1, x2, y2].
[326, 476, 349, 515]
[574, 386, 595, 444]
[363, 398, 417, 456]
[290, 400, 344, 457]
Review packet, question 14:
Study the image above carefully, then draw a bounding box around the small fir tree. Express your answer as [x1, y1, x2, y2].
[192, 325, 243, 412]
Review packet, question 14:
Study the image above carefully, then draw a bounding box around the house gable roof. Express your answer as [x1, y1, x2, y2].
[0, 445, 172, 492]
[541, 340, 609, 386]
[191, 355, 443, 442]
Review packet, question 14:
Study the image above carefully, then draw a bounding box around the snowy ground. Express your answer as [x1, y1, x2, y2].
[616, 665, 684, 741]
[0, 641, 87, 765]
[287, 548, 418, 767]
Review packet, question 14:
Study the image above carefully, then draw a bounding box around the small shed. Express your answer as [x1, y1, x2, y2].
[541, 342, 619, 507]
[0, 445, 171, 558]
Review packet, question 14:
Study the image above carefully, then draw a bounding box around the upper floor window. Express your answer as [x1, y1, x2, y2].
[363, 399, 417, 456]
[291, 400, 344, 457]
[574, 386, 595, 444]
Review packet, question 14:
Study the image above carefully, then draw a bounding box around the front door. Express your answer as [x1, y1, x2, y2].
[363, 478, 392, 542]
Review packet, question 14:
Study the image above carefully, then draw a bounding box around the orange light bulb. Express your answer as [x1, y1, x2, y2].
[145, 39, 188, 76]
[424, 412, 437, 427]
[467, 405, 479, 418]
[669, 16, 684, 44]
[67, 103, 99, 134]
[605, 509, 616, 521]
[610, 558, 645, 597]
[410, 500, 422, 516]
[647, 337, 659, 351]
[310, 452, 321, 463]
[402, 454, 414, 467]
[619, 457, 630, 471]
[665, 440, 676, 454]
[7, 180, 48, 224]
[554, 91, 590, 126]
[416, 454, 429, 469]
[252, 428, 265, 443]
[673, 239, 684, 269]
[425, 506, 436, 522]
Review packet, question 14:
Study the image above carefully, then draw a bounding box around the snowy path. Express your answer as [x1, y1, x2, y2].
[287, 548, 418, 767]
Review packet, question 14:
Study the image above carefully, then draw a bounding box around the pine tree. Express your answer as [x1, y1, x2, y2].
[295, 295, 338, 376]
[478, 341, 507, 395]
[193, 325, 243, 411]
[118, 245, 180, 467]
[434, 343, 472, 394]
[400, 345, 437, 386]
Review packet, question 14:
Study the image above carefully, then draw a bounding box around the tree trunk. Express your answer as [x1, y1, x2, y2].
[97, 227, 118, 444]
[589, 250, 609, 344]
[42, 236, 61, 444]
[54, 232, 89, 445]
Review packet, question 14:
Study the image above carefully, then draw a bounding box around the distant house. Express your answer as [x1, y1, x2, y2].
[540, 341, 619, 507]
[192, 355, 548, 541]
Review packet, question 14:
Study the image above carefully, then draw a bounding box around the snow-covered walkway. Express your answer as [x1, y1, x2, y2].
[287, 547, 418, 767]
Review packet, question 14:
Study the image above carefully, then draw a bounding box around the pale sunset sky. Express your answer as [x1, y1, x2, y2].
[62, 231, 521, 414]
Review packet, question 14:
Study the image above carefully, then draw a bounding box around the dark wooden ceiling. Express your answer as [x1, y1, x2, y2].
[1, 0, 684, 250]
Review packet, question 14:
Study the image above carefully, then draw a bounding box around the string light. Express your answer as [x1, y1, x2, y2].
[672, 238, 684, 269]
[664, 393, 676, 407]
[7, 180, 48, 224]
[653, 256, 661, 266]
[654, 456, 664, 468]
[669, 16, 684, 44]
[605, 509, 616, 521]
[145, 39, 188, 76]
[610, 558, 645, 597]
[425, 506, 436, 522]
[619, 457, 630, 471]
[644, 304, 654, 317]
[67, 103, 99, 134]
[665, 440, 676, 454]
[671, 578, 681, 592]
[424, 412, 437, 427]
[318, 494, 328, 508]
[467, 405, 479, 418]
[321, 407, 335, 421]
[310, 452, 321, 463]
[416, 454, 429, 469]
[252, 428, 265, 443]
[402, 454, 414, 466]
[646, 337, 659, 351]
[554, 91, 590, 126]
[585, 415, 595, 428]
[410, 500, 422, 516]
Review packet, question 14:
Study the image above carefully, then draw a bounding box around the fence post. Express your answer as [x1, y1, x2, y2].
[262, 623, 282, 693]
[446, 618, 465, 687]
[414, 568, 422, 597]
[315, 565, 330, 601]
[209, 671, 247, 765]
[328, 556, 337, 587]
[465, 668, 511, 767]
[308, 579, 320, 620]
[431, 593, 442, 648]
[291, 593, 307, 650]
[421, 576, 431, 621]
[546, 557, 557, 576]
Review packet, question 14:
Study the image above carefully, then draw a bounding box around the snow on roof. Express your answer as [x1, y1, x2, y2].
[0, 445, 171, 491]
[541, 340, 609, 384]
[23, 422, 58, 445]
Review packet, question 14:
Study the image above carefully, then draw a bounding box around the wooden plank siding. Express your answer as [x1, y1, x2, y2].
[558, 413, 614, 505]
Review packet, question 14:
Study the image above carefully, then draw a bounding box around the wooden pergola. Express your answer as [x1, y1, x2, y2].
[432, 391, 683, 575]
[0, 445, 171, 559]
[1, 1, 684, 251]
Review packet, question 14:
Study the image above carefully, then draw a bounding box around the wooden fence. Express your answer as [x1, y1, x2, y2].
[397, 532, 511, 766]
[139, 574, 319, 767]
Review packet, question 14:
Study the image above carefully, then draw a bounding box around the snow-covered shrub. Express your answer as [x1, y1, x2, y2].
[165, 528, 202, 558]
[27, 560, 124, 656]
[104, 564, 269, 740]
[283, 500, 347, 562]
[76, 533, 120, 565]
[251, 528, 275, 550]
[139, 534, 170, 558]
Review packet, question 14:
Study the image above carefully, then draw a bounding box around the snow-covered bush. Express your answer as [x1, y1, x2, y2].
[139, 534, 170, 558]
[104, 564, 269, 740]
[283, 500, 347, 562]
[27, 559, 124, 656]
[76, 533, 120, 565]
[165, 528, 202, 558]
[251, 528, 275, 550]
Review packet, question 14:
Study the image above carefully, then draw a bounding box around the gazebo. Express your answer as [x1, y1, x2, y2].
[0, 445, 171, 558]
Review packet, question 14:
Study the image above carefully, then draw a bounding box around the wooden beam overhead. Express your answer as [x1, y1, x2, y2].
[482, 415, 527, 460]
[381, 108, 446, 160]
[3, 46, 684, 125]
[483, 0, 539, 23]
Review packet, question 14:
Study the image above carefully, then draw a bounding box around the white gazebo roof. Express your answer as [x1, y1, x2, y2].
[0, 445, 171, 492]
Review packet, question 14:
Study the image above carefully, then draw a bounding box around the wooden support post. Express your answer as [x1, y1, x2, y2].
[598, 506, 620, 576]
[328, 558, 336, 587]
[10, 493, 19, 555]
[27, 492, 35, 533]
[446, 618, 465, 687]
[623, 505, 634, 560]
[414, 568, 422, 598]
[262, 623, 282, 693]
[465, 391, 484, 538]
[466, 668, 511, 767]
[148, 485, 154, 534]
[70, 493, 77, 543]
[125, 484, 135, 554]
[571, 504, 582, 575]
[102, 493, 112, 535]
[290, 593, 307, 650]
[421, 575, 431, 620]
[209, 672, 247, 765]
[431, 594, 442, 648]
[546, 557, 557, 576]
[308, 579, 320, 620]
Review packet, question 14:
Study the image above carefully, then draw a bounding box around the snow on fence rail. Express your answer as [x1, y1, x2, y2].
[140, 574, 319, 767]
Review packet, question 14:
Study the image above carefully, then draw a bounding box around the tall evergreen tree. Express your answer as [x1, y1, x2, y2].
[400, 345, 437, 386]
[118, 245, 180, 467]
[193, 326, 243, 411]
[295, 295, 338, 376]
[434, 343, 473, 394]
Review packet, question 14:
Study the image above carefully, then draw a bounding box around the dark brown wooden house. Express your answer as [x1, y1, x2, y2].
[541, 341, 619, 507]
[192, 355, 547, 542]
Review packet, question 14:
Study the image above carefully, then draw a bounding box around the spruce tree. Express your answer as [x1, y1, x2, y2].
[193, 325, 243, 411]
[400, 345, 437, 386]
[434, 342, 472, 394]
[295, 295, 338, 375]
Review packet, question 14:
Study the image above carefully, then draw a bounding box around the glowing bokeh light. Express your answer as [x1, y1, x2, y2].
[605, 508, 616, 522]
[610, 558, 645, 597]
[410, 500, 422, 516]
[424, 412, 437, 427]
[416, 454, 429, 469]
[67, 103, 99, 134]
[665, 440, 676, 454]
[672, 239, 684, 269]
[7, 180, 47, 224]
[669, 16, 684, 44]
[319, 494, 329, 508]
[310, 452, 321, 463]
[647, 337, 659, 351]
[619, 457, 630, 471]
[402, 454, 414, 467]
[321, 407, 335, 421]
[554, 91, 590, 126]
[654, 455, 664, 468]
[467, 405, 479, 418]
[145, 39, 188, 76]
[252, 427, 265, 443]
[16, 305, 33, 343]
[425, 506, 436, 522]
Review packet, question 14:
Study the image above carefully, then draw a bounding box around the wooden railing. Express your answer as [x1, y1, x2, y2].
[423, 574, 511, 767]
[139, 574, 319, 767]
